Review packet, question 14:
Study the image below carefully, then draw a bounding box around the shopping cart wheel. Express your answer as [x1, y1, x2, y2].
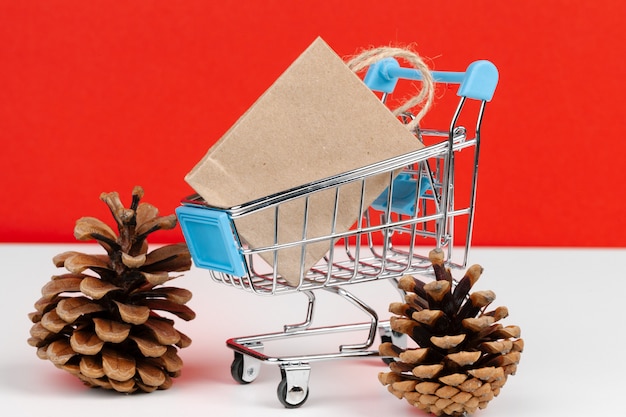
[277, 364, 311, 408]
[230, 352, 260, 384]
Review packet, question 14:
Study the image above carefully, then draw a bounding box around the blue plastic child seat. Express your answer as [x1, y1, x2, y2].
[372, 173, 432, 216]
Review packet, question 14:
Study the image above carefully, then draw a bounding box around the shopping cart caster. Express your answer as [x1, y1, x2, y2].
[230, 347, 263, 384]
[277, 364, 311, 408]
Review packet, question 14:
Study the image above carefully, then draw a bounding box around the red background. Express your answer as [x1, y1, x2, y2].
[1, 0, 625, 246]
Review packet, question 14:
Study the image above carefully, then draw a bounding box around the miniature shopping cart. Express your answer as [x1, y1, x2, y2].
[176, 58, 498, 407]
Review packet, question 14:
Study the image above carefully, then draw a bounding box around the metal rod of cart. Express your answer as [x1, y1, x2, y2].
[176, 59, 498, 407]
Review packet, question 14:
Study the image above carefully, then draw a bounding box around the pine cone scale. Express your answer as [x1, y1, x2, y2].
[79, 355, 105, 378]
[70, 330, 104, 355]
[56, 297, 105, 322]
[136, 362, 166, 386]
[149, 287, 193, 304]
[129, 334, 168, 357]
[29, 322, 52, 342]
[79, 276, 120, 299]
[114, 301, 150, 325]
[160, 346, 184, 373]
[142, 318, 181, 345]
[41, 310, 67, 333]
[92, 318, 131, 343]
[139, 299, 196, 321]
[109, 378, 136, 393]
[46, 339, 76, 365]
[74, 217, 117, 242]
[41, 276, 84, 297]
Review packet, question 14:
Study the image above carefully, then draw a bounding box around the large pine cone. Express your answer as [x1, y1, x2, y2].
[28, 186, 195, 393]
[379, 249, 523, 416]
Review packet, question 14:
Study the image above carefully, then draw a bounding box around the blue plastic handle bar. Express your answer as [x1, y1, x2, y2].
[363, 58, 498, 102]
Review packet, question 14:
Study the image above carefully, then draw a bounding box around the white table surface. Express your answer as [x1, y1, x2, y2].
[2, 244, 624, 416]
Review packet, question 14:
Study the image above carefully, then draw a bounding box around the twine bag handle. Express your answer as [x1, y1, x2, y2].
[346, 46, 434, 134]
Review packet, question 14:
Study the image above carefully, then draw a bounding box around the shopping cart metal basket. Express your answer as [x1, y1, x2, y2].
[176, 58, 498, 407]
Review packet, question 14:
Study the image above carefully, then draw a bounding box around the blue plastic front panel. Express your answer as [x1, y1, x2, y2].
[176, 205, 246, 277]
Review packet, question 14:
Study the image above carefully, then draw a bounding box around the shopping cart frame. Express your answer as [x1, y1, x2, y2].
[176, 59, 498, 407]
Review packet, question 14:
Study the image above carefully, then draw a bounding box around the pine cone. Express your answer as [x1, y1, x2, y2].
[379, 249, 523, 416]
[27, 186, 195, 393]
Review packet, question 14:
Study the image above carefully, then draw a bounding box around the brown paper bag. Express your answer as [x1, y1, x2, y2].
[185, 37, 424, 285]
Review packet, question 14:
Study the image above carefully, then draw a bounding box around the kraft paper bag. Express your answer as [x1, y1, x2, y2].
[185, 37, 424, 285]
